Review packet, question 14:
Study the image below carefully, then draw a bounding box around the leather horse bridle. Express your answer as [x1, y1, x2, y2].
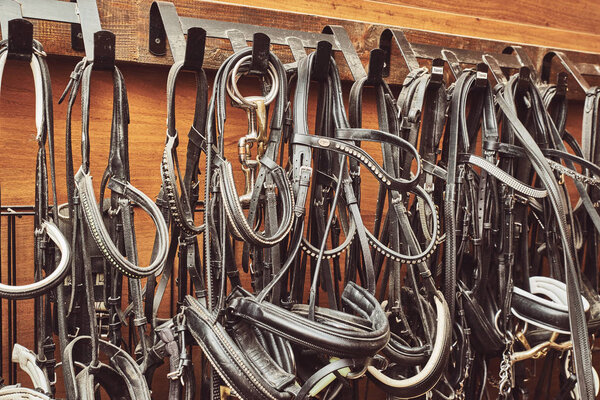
[0, 39, 71, 397]
[56, 57, 168, 399]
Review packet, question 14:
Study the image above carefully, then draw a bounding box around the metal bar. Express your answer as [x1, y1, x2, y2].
[180, 16, 338, 50]
[178, 15, 366, 80]
[70, 0, 84, 52]
[149, 1, 186, 62]
[380, 28, 420, 73]
[160, 2, 600, 82]
[75, 0, 103, 61]
[504, 45, 538, 82]
[0, 0, 23, 38]
[19, 0, 79, 24]
[226, 29, 247, 53]
[323, 25, 366, 81]
[1, 0, 100, 61]
[483, 53, 508, 84]
[542, 51, 591, 92]
[414, 42, 522, 69]
[577, 62, 600, 76]
[1, 212, 34, 216]
[441, 49, 462, 80]
[286, 36, 307, 62]
[1, 205, 37, 216]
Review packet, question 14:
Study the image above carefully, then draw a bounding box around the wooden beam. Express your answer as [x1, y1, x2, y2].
[4, 0, 600, 97]
[217, 0, 600, 53]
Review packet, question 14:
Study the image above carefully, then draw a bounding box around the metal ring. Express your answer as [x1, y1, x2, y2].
[226, 55, 279, 106]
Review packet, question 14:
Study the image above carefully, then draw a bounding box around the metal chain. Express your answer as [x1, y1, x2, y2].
[547, 159, 600, 187]
[498, 338, 515, 398]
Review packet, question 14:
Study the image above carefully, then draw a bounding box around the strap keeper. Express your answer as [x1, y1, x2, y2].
[343, 179, 358, 205]
[370, 355, 389, 371]
[107, 296, 121, 306]
[349, 168, 361, 178]
[181, 356, 193, 367]
[420, 270, 432, 279]
[483, 140, 499, 152]
[268, 127, 282, 145]
[226, 270, 239, 278]
[107, 177, 128, 196]
[260, 157, 278, 171]
[109, 321, 122, 330]
[148, 341, 168, 360]
[294, 166, 312, 217]
[134, 316, 147, 326]
[155, 195, 168, 208]
[70, 70, 81, 80]
[42, 341, 56, 353]
[187, 125, 204, 147]
[194, 288, 207, 299]
[38, 356, 56, 369]
[298, 166, 312, 185]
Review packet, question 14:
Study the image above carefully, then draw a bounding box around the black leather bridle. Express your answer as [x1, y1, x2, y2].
[0, 38, 71, 398]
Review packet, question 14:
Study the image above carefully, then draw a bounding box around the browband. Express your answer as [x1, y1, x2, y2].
[160, 60, 207, 236]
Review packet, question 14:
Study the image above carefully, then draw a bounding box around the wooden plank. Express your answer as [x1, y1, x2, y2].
[214, 0, 600, 53]
[0, 0, 599, 96]
[335, 0, 600, 37]
[134, 0, 600, 99]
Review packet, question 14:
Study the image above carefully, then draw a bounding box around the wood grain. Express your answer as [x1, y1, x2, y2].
[214, 0, 600, 52]
[0, 50, 595, 398]
[0, 1, 600, 398]
[1, 0, 600, 95]
[375, 0, 600, 36]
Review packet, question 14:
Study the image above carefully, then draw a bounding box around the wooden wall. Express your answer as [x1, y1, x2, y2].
[11, 0, 600, 90]
[0, 0, 599, 398]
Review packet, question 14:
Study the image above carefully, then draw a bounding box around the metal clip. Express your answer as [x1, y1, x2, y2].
[236, 98, 267, 208]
